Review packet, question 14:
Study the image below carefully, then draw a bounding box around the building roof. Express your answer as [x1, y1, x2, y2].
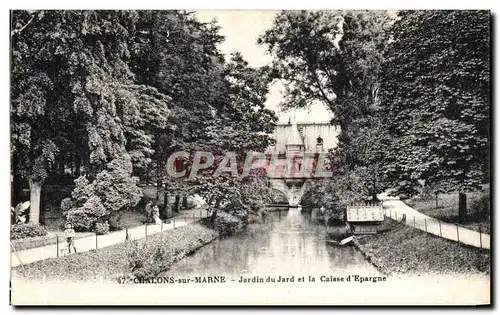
[346, 205, 384, 222]
[266, 122, 339, 153]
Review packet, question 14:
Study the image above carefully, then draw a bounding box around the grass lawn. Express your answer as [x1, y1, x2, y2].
[355, 219, 490, 276]
[405, 184, 490, 234]
[12, 221, 220, 283]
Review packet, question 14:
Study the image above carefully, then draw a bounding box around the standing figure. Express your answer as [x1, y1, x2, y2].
[145, 200, 153, 223]
[64, 223, 77, 254]
[152, 203, 161, 225]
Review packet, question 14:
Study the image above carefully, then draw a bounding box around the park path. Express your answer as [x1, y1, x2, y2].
[11, 208, 210, 268]
[378, 193, 490, 249]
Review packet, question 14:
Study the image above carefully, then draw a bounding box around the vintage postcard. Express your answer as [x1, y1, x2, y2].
[9, 9, 491, 305]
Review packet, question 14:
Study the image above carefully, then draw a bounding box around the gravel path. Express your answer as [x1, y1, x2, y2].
[379, 193, 490, 249]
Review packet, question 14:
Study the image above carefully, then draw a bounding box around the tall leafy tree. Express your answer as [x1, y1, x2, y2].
[183, 53, 277, 220]
[11, 10, 171, 223]
[129, 11, 277, 218]
[380, 10, 490, 221]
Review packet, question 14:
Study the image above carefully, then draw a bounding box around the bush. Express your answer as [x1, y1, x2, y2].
[11, 223, 48, 240]
[66, 195, 107, 231]
[207, 211, 243, 236]
[126, 223, 218, 279]
[95, 221, 110, 235]
[62, 156, 142, 232]
[470, 193, 490, 217]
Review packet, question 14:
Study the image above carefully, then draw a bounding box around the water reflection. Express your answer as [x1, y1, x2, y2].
[162, 208, 379, 278]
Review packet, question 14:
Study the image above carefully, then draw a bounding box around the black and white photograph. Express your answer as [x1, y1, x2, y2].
[8, 7, 491, 305]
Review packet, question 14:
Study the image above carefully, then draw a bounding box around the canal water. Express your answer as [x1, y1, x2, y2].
[161, 207, 379, 280]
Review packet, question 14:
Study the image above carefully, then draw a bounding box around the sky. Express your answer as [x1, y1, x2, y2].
[195, 11, 334, 124]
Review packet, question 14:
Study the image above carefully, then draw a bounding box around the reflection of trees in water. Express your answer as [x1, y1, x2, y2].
[165, 209, 379, 277]
[165, 215, 278, 277]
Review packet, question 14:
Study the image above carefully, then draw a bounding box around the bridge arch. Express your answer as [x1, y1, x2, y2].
[268, 187, 289, 205]
[269, 179, 311, 207]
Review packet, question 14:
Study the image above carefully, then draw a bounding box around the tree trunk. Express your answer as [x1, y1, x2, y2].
[162, 188, 171, 219]
[74, 155, 81, 177]
[11, 172, 24, 206]
[162, 199, 171, 219]
[156, 178, 162, 202]
[174, 195, 180, 213]
[29, 179, 42, 223]
[211, 198, 221, 222]
[458, 192, 467, 223]
[435, 193, 439, 209]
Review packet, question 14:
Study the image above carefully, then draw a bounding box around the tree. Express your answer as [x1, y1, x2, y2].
[11, 10, 171, 222]
[128, 11, 228, 211]
[380, 10, 490, 221]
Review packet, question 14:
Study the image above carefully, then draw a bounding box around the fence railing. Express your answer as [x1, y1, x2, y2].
[383, 208, 489, 249]
[11, 208, 211, 267]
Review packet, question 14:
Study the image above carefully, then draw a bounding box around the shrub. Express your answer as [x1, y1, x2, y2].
[66, 195, 107, 231]
[62, 156, 142, 232]
[11, 222, 48, 240]
[60, 197, 73, 212]
[95, 221, 110, 235]
[126, 223, 218, 279]
[207, 211, 243, 236]
[471, 193, 490, 217]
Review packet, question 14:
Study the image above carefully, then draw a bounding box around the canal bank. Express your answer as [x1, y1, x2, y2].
[353, 219, 490, 276]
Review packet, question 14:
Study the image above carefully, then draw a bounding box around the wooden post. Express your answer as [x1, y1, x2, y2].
[95, 233, 98, 249]
[413, 216, 416, 227]
[479, 227, 482, 248]
[173, 218, 176, 228]
[439, 221, 442, 237]
[145, 224, 148, 237]
[424, 218, 427, 232]
[125, 228, 129, 241]
[161, 220, 163, 232]
[56, 235, 59, 257]
[456, 224, 460, 243]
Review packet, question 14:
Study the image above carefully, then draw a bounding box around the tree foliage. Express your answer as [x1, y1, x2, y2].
[380, 10, 490, 196]
[11, 10, 277, 225]
[61, 156, 142, 231]
[260, 10, 392, 201]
